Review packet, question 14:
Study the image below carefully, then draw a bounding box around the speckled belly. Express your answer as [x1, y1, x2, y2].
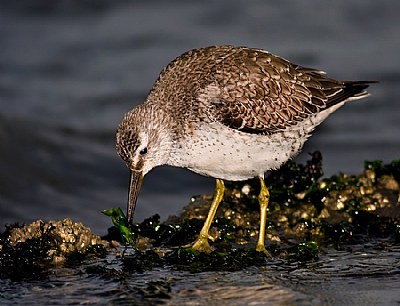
[167, 102, 343, 181]
[173, 122, 310, 181]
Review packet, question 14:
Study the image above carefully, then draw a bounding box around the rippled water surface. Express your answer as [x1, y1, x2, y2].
[0, 0, 399, 304]
[1, 244, 400, 305]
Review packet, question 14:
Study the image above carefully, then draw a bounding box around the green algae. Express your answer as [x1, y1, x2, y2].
[102, 207, 136, 247]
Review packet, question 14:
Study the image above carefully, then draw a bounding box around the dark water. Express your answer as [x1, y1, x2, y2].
[0, 1, 399, 304]
[1, 244, 400, 305]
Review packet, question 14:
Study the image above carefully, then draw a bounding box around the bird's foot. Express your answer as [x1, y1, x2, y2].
[189, 234, 213, 254]
[256, 243, 273, 259]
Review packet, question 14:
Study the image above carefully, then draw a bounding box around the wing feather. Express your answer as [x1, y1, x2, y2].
[199, 47, 371, 134]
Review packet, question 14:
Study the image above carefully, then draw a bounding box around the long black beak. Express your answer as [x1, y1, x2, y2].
[126, 170, 144, 225]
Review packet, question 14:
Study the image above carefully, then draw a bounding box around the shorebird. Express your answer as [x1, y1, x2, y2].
[116, 45, 372, 255]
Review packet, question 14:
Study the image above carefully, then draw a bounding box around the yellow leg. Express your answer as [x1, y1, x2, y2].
[256, 175, 272, 258]
[191, 179, 225, 253]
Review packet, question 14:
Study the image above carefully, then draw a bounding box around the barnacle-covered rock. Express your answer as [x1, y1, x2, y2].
[0, 218, 109, 279]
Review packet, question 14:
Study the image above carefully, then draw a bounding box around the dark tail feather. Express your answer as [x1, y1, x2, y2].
[325, 81, 377, 109]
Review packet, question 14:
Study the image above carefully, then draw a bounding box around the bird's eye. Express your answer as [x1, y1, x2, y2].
[139, 147, 148, 155]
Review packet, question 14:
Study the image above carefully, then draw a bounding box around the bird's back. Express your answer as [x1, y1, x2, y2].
[145, 46, 371, 136]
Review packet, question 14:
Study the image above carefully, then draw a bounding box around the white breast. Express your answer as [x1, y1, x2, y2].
[169, 124, 301, 180]
[167, 105, 342, 181]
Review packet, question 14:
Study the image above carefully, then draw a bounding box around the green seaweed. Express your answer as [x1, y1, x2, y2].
[102, 207, 136, 247]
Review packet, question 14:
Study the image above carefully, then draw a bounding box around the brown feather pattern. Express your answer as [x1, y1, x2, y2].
[146, 46, 372, 135]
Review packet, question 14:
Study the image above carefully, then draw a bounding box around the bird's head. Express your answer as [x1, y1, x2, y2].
[116, 105, 170, 224]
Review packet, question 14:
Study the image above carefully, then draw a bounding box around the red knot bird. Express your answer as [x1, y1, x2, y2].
[116, 45, 373, 255]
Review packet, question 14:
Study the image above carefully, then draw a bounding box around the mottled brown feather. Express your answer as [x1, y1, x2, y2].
[146, 46, 371, 135]
[200, 47, 371, 134]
